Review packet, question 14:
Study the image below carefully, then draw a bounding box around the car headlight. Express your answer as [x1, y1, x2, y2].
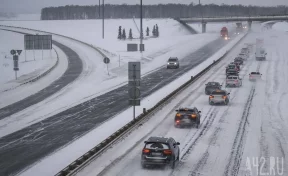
[174, 63, 177, 65]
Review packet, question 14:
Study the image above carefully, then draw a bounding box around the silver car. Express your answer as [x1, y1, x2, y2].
[167, 57, 179, 69]
[226, 76, 242, 87]
[209, 90, 230, 105]
[249, 72, 262, 81]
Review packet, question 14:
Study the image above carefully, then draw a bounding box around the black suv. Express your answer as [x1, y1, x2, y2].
[141, 136, 180, 169]
[174, 107, 201, 128]
[205, 82, 222, 95]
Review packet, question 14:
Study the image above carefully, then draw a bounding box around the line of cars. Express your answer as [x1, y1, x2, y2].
[141, 44, 255, 170]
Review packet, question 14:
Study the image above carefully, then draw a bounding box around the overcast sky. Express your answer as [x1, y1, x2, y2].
[1, 0, 288, 13]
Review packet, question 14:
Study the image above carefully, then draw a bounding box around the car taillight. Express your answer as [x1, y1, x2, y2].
[176, 113, 181, 117]
[176, 120, 180, 123]
[191, 114, 197, 118]
[222, 95, 227, 99]
[209, 95, 214, 99]
[142, 149, 150, 153]
[163, 150, 172, 155]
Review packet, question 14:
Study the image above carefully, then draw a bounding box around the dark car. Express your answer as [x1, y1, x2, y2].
[174, 107, 201, 128]
[141, 136, 180, 169]
[205, 82, 222, 95]
[226, 64, 239, 73]
[226, 70, 239, 77]
[167, 57, 179, 69]
[234, 57, 244, 65]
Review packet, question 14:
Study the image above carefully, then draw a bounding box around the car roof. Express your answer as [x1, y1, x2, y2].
[147, 136, 170, 143]
[207, 82, 220, 85]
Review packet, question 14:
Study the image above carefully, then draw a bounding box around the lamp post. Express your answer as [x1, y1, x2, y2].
[140, 0, 143, 53]
[102, 0, 104, 39]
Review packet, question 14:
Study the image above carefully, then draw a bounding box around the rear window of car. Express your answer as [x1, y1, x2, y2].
[145, 142, 169, 149]
[207, 82, 219, 86]
[212, 91, 226, 95]
[228, 77, 237, 79]
[251, 72, 260, 74]
[228, 65, 235, 68]
[178, 109, 195, 113]
[169, 58, 178, 61]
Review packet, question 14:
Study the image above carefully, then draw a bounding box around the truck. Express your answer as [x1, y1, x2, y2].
[235, 23, 243, 34]
[220, 27, 228, 39]
[255, 47, 267, 61]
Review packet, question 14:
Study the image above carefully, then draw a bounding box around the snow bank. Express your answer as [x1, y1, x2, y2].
[272, 21, 288, 32]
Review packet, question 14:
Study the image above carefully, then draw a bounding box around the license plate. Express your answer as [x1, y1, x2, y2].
[152, 152, 162, 156]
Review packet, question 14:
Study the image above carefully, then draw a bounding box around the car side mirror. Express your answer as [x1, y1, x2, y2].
[144, 141, 147, 144]
[199, 111, 201, 113]
[227, 93, 230, 95]
[176, 142, 180, 145]
[175, 110, 179, 112]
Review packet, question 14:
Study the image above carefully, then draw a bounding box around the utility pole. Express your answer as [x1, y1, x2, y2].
[102, 0, 104, 39]
[140, 0, 143, 53]
[99, 0, 101, 18]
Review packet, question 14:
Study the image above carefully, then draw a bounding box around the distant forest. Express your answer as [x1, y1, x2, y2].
[40, 4, 288, 20]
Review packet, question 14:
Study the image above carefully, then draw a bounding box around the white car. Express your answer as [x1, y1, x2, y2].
[226, 76, 242, 87]
[249, 72, 262, 81]
[209, 90, 230, 105]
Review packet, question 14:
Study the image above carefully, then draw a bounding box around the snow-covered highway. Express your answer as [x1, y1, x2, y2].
[73, 24, 288, 176]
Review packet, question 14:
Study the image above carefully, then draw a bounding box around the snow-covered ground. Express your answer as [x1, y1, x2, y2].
[0, 14, 40, 21]
[17, 29, 246, 176]
[0, 30, 57, 91]
[70, 23, 287, 176]
[272, 21, 288, 32]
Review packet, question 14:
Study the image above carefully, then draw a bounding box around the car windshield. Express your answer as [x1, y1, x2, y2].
[145, 142, 169, 149]
[169, 58, 178, 62]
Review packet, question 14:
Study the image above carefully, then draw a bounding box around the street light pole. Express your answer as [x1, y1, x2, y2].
[99, 0, 101, 18]
[140, 0, 143, 53]
[102, 0, 104, 39]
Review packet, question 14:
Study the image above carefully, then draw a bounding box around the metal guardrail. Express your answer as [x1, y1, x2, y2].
[55, 32, 248, 176]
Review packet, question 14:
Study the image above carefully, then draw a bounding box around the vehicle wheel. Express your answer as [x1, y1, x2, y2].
[141, 162, 146, 169]
[209, 101, 213, 105]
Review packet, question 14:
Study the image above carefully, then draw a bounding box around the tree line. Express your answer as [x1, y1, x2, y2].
[41, 4, 288, 20]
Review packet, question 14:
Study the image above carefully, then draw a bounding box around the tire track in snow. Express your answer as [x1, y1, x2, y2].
[171, 51, 255, 176]
[223, 87, 255, 176]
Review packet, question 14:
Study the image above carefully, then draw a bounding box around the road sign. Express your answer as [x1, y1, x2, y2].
[10, 50, 16, 55]
[128, 62, 141, 80]
[128, 80, 141, 87]
[129, 87, 141, 99]
[129, 99, 140, 106]
[17, 50, 22, 55]
[103, 57, 110, 64]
